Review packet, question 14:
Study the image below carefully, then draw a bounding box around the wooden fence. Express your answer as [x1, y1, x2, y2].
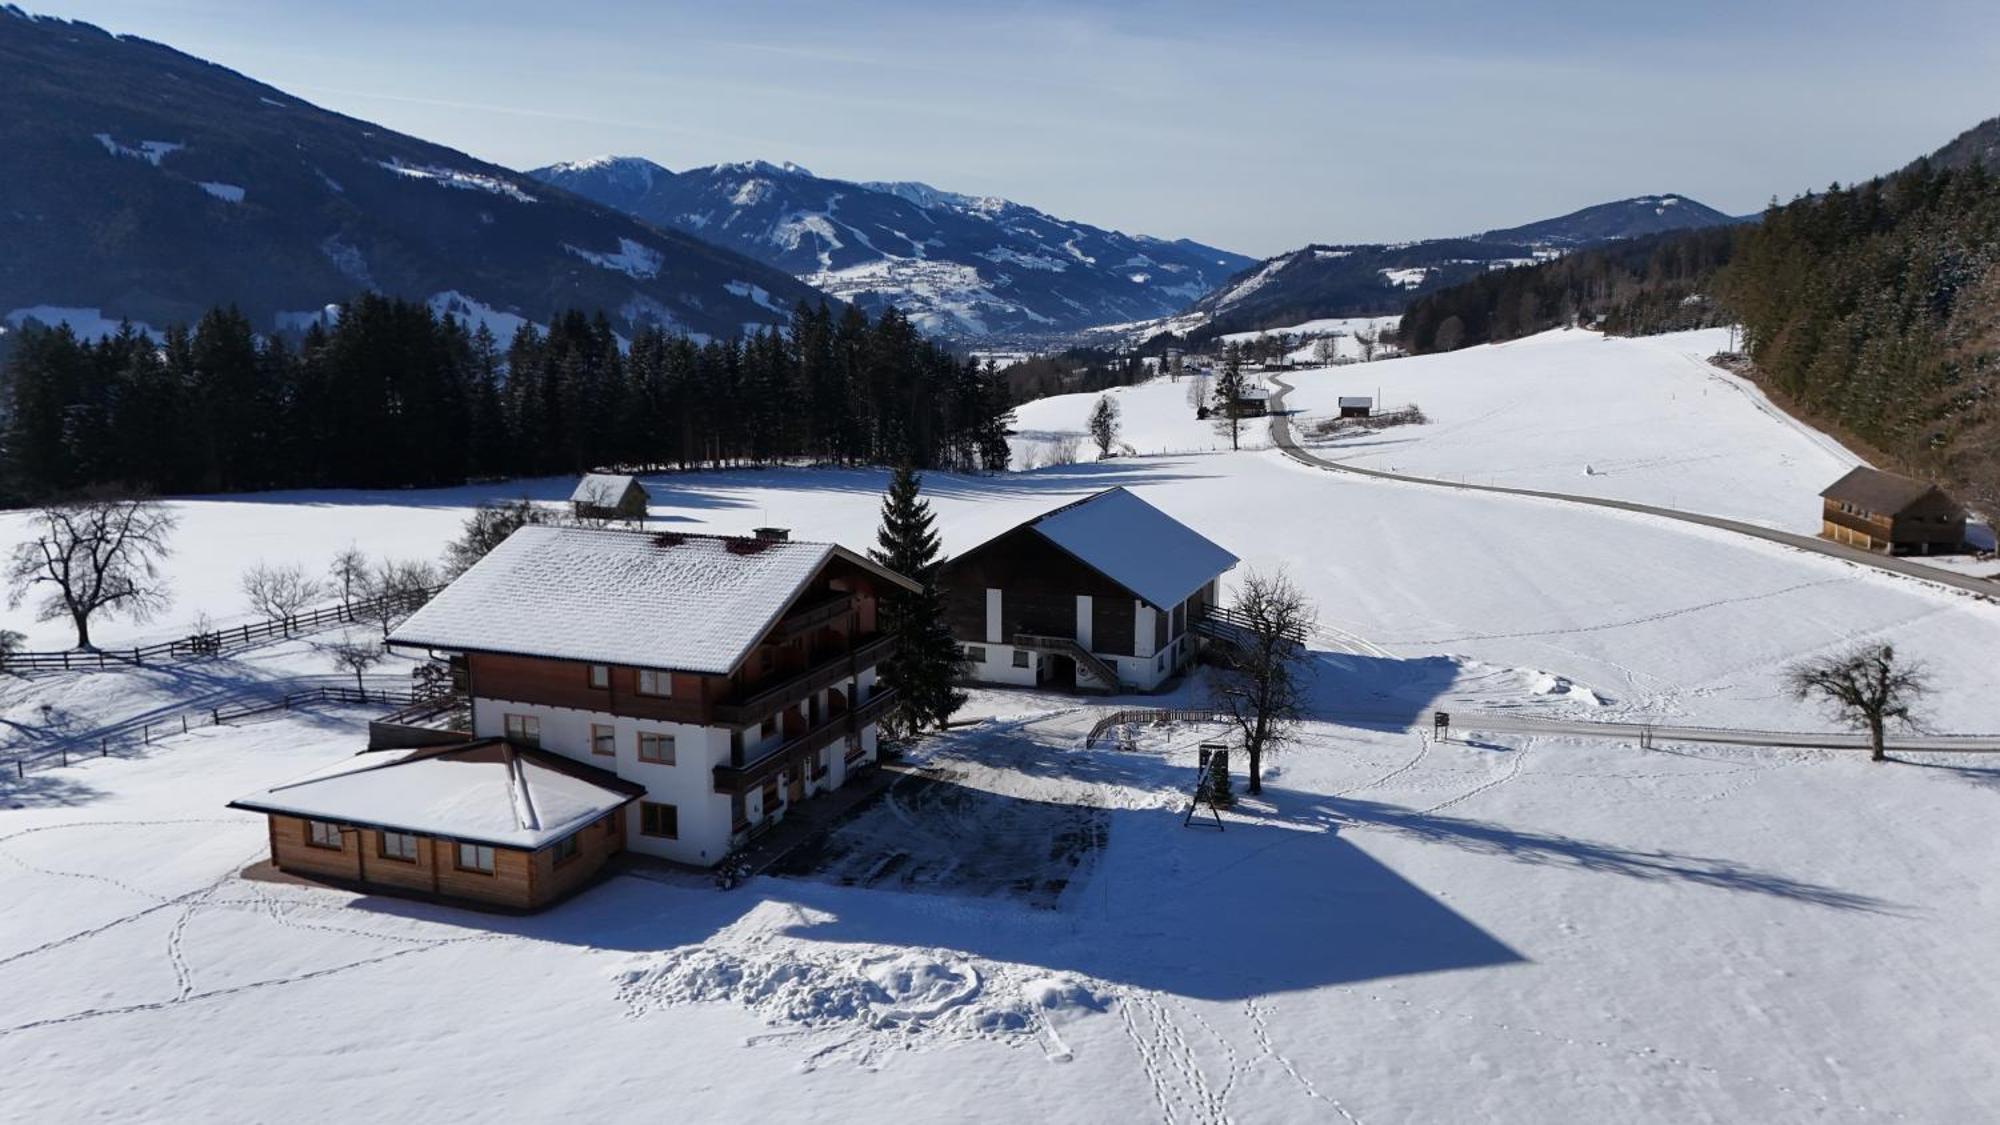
[4, 684, 421, 779]
[0, 585, 443, 673]
[1086, 707, 1231, 750]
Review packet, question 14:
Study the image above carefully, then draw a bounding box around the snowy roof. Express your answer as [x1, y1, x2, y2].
[1029, 488, 1238, 609]
[389, 524, 916, 673]
[228, 740, 642, 850]
[569, 473, 640, 503]
[1819, 467, 1958, 514]
[1338, 396, 1373, 407]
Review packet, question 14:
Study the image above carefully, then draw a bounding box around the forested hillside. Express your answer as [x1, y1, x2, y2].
[1399, 227, 1738, 352]
[1, 297, 1013, 501]
[1719, 161, 2000, 507]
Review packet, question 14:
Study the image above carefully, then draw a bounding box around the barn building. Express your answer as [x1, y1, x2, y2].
[1818, 467, 1966, 555]
[570, 473, 649, 521]
[232, 525, 918, 907]
[938, 487, 1239, 693]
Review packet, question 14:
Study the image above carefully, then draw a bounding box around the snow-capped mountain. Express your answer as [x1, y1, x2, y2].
[527, 156, 1255, 340]
[1164, 194, 1743, 340]
[0, 11, 819, 344]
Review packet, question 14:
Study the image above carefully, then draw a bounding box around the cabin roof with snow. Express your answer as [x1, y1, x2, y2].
[1338, 396, 1373, 408]
[227, 739, 643, 850]
[387, 524, 918, 674]
[1014, 487, 1239, 609]
[1818, 467, 1962, 516]
[569, 472, 641, 504]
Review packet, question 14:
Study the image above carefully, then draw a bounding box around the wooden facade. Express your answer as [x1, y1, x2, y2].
[262, 807, 627, 912]
[1819, 469, 1966, 555]
[573, 477, 649, 522]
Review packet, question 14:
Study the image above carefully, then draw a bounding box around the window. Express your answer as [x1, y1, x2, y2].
[504, 713, 540, 746]
[639, 801, 678, 839]
[378, 830, 418, 862]
[591, 723, 616, 757]
[638, 732, 676, 765]
[550, 834, 579, 865]
[588, 664, 610, 689]
[761, 715, 779, 739]
[456, 843, 496, 873]
[1012, 650, 1031, 669]
[637, 669, 672, 697]
[603, 813, 620, 838]
[306, 820, 342, 849]
[963, 645, 987, 663]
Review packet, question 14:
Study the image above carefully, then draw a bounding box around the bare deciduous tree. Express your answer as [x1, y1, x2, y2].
[0, 628, 25, 674]
[1211, 568, 1314, 794]
[1186, 371, 1211, 414]
[1785, 643, 1929, 762]
[358, 558, 440, 638]
[241, 561, 323, 633]
[443, 498, 550, 577]
[5, 496, 178, 649]
[1312, 337, 1339, 366]
[328, 545, 369, 610]
[319, 630, 387, 694]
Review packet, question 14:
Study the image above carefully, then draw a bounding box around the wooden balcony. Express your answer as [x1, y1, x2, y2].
[712, 685, 896, 795]
[770, 592, 856, 644]
[712, 633, 896, 727]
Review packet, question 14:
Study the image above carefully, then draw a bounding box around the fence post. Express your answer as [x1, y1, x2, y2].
[61, 747, 67, 766]
[100, 739, 107, 758]
[181, 714, 188, 734]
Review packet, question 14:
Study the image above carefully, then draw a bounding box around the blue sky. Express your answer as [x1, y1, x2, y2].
[31, 1, 2000, 256]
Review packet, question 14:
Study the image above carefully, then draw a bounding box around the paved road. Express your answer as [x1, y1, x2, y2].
[1265, 376, 1999, 600]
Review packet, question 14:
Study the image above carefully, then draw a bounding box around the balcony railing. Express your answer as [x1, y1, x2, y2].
[712, 685, 896, 795]
[770, 592, 857, 643]
[712, 633, 896, 727]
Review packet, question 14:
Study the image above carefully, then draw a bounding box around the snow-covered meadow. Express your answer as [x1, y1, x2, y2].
[3, 329, 1998, 1121]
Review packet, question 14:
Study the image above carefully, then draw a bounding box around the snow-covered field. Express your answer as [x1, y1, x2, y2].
[1281, 328, 1866, 532]
[4, 329, 1999, 1121]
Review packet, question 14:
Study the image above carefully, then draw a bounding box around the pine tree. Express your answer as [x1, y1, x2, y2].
[870, 466, 968, 738]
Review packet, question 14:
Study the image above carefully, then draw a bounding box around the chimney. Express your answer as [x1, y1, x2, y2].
[753, 527, 790, 542]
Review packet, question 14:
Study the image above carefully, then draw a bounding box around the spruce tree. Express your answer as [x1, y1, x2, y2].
[870, 466, 968, 738]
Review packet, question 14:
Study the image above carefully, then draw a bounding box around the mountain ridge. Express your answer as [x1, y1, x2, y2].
[527, 155, 1255, 341]
[0, 14, 820, 344]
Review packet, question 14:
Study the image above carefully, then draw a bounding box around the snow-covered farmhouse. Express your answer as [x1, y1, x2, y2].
[939, 488, 1238, 693]
[1818, 467, 1967, 555]
[570, 472, 649, 521]
[231, 525, 918, 907]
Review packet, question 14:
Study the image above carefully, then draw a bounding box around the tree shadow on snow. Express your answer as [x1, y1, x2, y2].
[1290, 790, 1903, 915]
[1303, 652, 1462, 732]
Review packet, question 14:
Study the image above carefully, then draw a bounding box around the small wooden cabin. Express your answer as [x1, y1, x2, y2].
[230, 739, 642, 912]
[1819, 467, 1966, 555]
[571, 473, 649, 521]
[1338, 396, 1373, 418]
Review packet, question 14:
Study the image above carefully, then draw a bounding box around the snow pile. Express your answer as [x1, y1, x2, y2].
[376, 158, 537, 203]
[1531, 673, 1610, 707]
[562, 237, 664, 280]
[617, 943, 1108, 1046]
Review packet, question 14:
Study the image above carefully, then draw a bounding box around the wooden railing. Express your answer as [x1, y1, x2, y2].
[0, 585, 443, 673]
[1086, 707, 1230, 750]
[1012, 633, 1121, 689]
[712, 634, 896, 727]
[712, 685, 896, 794]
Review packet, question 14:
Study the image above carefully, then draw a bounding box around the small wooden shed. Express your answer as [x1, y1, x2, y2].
[570, 473, 648, 521]
[1338, 396, 1373, 418]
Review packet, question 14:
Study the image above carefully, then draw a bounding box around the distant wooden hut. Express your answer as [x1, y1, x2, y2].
[570, 473, 648, 522]
[1818, 467, 1966, 555]
[1338, 396, 1373, 418]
